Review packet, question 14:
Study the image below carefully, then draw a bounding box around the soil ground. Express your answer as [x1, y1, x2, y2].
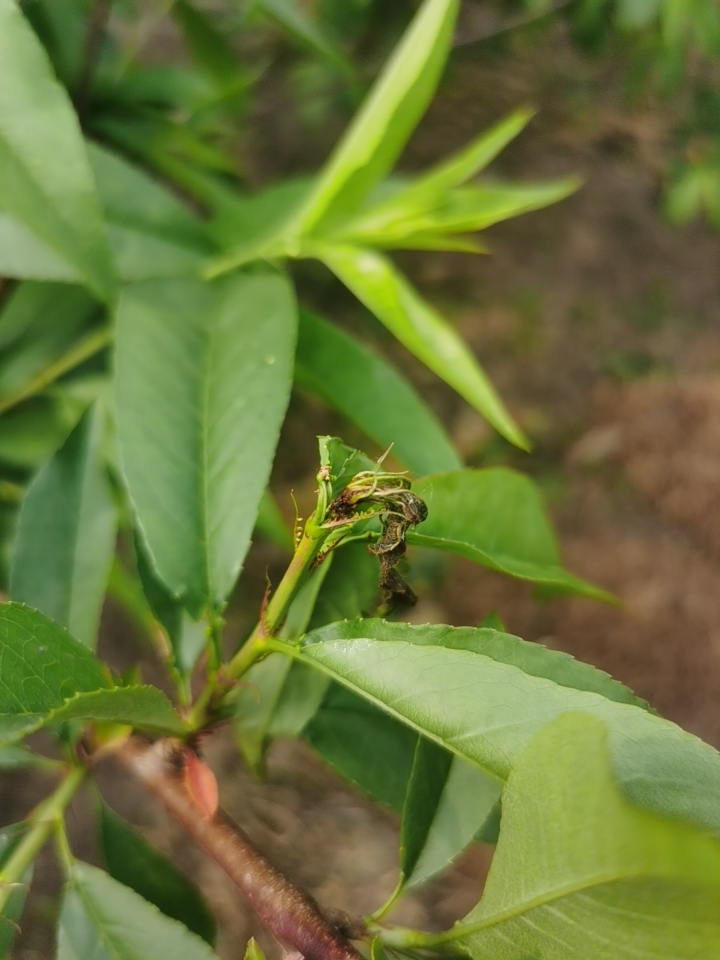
[3, 11, 720, 959]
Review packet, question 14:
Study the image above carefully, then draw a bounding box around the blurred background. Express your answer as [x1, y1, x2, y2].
[2, 0, 720, 956]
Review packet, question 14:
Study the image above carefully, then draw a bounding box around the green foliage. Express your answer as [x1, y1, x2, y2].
[452, 714, 720, 958]
[100, 805, 216, 945]
[58, 862, 219, 960]
[0, 0, 718, 956]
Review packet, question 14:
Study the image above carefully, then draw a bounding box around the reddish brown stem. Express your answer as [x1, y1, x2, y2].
[114, 737, 363, 960]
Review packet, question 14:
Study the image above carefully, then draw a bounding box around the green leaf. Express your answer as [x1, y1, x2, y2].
[87, 143, 216, 282]
[317, 435, 377, 500]
[0, 283, 99, 401]
[0, 0, 116, 302]
[410, 469, 615, 601]
[315, 245, 527, 448]
[290, 0, 460, 233]
[244, 938, 265, 960]
[337, 179, 580, 249]
[133, 536, 206, 685]
[0, 822, 31, 960]
[10, 404, 117, 648]
[304, 684, 418, 813]
[0, 395, 87, 470]
[368, 109, 536, 216]
[0, 744, 52, 769]
[235, 562, 333, 770]
[173, 0, 247, 92]
[400, 739, 501, 890]
[100, 805, 216, 946]
[453, 713, 720, 960]
[115, 271, 297, 616]
[296, 310, 461, 476]
[254, 0, 349, 71]
[58, 861, 219, 960]
[0, 602, 185, 744]
[297, 619, 720, 834]
[0, 212, 82, 282]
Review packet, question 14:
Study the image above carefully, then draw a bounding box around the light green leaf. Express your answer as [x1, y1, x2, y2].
[318, 435, 377, 500]
[410, 469, 615, 601]
[115, 272, 297, 616]
[244, 938, 265, 960]
[100, 806, 216, 946]
[453, 714, 720, 960]
[0, 0, 116, 302]
[296, 310, 461, 476]
[297, 619, 720, 834]
[0, 212, 81, 282]
[0, 822, 31, 960]
[58, 861, 219, 960]
[290, 0, 460, 233]
[316, 245, 527, 448]
[0, 602, 185, 744]
[337, 179, 579, 248]
[10, 404, 117, 648]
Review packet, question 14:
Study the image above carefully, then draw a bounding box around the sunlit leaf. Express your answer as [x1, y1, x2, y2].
[297, 619, 720, 833]
[453, 714, 720, 960]
[316, 245, 527, 448]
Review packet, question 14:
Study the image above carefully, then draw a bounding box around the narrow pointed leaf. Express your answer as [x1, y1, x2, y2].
[100, 806, 216, 946]
[0, 603, 185, 744]
[410, 469, 614, 601]
[58, 862, 219, 960]
[254, 0, 349, 71]
[10, 404, 117, 648]
[115, 272, 297, 615]
[334, 109, 535, 238]
[0, 0, 116, 302]
[297, 619, 720, 833]
[454, 714, 720, 960]
[292, 0, 460, 232]
[296, 310, 461, 476]
[316, 245, 526, 448]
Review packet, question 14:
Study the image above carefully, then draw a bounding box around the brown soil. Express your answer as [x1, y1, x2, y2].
[4, 11, 720, 960]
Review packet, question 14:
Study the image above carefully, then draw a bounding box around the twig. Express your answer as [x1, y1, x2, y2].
[114, 737, 363, 960]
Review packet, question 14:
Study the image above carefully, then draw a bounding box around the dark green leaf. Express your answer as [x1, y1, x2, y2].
[298, 619, 720, 833]
[315, 246, 527, 449]
[10, 404, 117, 648]
[296, 310, 461, 476]
[290, 0, 459, 231]
[254, 489, 293, 550]
[401, 737, 452, 880]
[254, 0, 350, 71]
[58, 861, 219, 960]
[0, 394, 87, 470]
[0, 822, 31, 960]
[0, 0, 116, 301]
[115, 271, 297, 616]
[100, 805, 216, 946]
[0, 282, 99, 402]
[410, 469, 615, 601]
[304, 684, 417, 813]
[454, 714, 720, 960]
[0, 602, 185, 744]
